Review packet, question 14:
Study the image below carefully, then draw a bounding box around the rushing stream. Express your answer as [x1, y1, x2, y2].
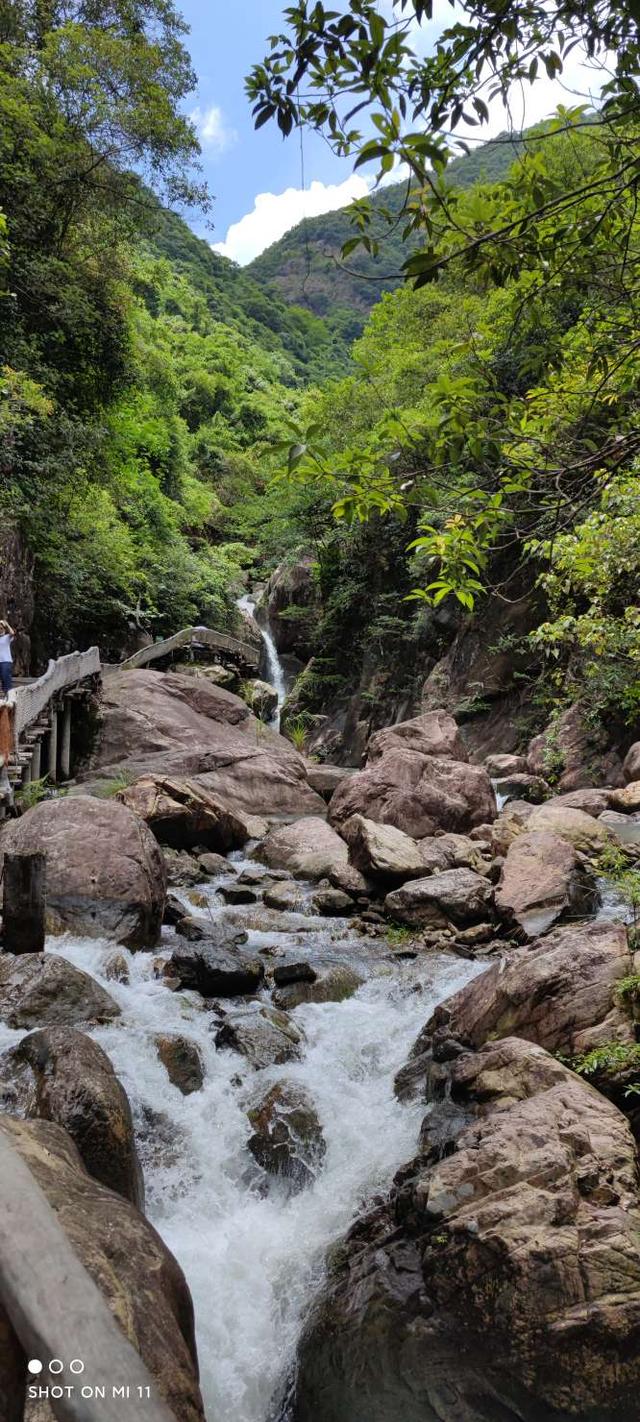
[9, 861, 483, 1422]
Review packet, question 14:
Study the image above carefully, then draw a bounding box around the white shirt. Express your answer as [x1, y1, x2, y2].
[0, 633, 13, 662]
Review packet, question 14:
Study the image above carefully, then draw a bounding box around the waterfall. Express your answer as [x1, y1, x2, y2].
[237, 593, 287, 732]
[41, 854, 483, 1422]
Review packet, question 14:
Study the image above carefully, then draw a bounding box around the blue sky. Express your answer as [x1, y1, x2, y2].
[179, 0, 364, 260]
[178, 1, 610, 266]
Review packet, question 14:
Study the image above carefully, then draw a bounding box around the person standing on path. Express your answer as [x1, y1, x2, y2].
[0, 620, 15, 699]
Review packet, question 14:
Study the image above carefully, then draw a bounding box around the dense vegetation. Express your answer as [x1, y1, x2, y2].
[245, 1, 640, 741]
[0, 0, 339, 663]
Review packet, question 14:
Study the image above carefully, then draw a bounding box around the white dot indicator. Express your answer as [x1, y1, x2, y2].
[28, 1360, 42, 1375]
[70, 1360, 85, 1375]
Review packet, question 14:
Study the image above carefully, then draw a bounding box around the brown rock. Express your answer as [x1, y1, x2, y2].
[117, 773, 251, 852]
[483, 752, 527, 776]
[398, 920, 634, 1101]
[155, 1034, 204, 1095]
[263, 880, 306, 912]
[367, 709, 468, 764]
[162, 847, 204, 887]
[328, 862, 375, 899]
[611, 781, 640, 813]
[527, 701, 624, 790]
[291, 1037, 640, 1422]
[0, 796, 166, 948]
[551, 788, 615, 817]
[329, 749, 496, 839]
[623, 742, 640, 783]
[0, 954, 120, 1030]
[307, 766, 355, 802]
[490, 798, 536, 854]
[258, 817, 348, 880]
[197, 851, 231, 876]
[528, 801, 614, 851]
[496, 828, 597, 937]
[86, 669, 324, 818]
[247, 1082, 326, 1193]
[340, 814, 425, 882]
[0, 1027, 143, 1205]
[0, 1116, 204, 1421]
[273, 961, 317, 987]
[385, 868, 494, 928]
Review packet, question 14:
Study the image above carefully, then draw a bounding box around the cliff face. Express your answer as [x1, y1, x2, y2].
[0, 525, 34, 673]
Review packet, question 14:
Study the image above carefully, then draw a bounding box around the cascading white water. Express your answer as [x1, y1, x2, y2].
[39, 856, 483, 1422]
[237, 593, 287, 731]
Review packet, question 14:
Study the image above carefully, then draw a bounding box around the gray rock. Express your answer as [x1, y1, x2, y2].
[258, 817, 349, 881]
[169, 943, 265, 997]
[218, 884, 259, 906]
[313, 888, 355, 916]
[273, 962, 318, 987]
[385, 869, 494, 928]
[198, 851, 232, 876]
[215, 1003, 304, 1069]
[0, 954, 121, 1030]
[264, 880, 306, 912]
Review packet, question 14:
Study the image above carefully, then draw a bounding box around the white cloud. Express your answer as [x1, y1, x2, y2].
[190, 104, 237, 155]
[212, 175, 371, 265]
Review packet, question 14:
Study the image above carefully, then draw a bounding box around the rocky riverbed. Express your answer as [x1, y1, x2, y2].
[1, 670, 640, 1420]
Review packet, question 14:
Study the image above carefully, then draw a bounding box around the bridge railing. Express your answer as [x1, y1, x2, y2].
[119, 625, 259, 672]
[11, 648, 101, 743]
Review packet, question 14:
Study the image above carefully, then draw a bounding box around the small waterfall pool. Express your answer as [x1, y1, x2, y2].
[28, 853, 482, 1422]
[237, 593, 287, 732]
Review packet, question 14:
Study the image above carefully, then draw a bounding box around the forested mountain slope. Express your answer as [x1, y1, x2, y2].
[246, 133, 522, 327]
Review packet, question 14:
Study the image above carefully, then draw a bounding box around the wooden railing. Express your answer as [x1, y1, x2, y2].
[119, 625, 259, 673]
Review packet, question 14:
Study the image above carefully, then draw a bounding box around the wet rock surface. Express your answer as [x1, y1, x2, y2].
[155, 1034, 205, 1095]
[0, 953, 120, 1029]
[215, 1003, 304, 1069]
[247, 1082, 326, 1194]
[116, 773, 252, 852]
[290, 1037, 640, 1422]
[169, 942, 266, 998]
[0, 1027, 143, 1206]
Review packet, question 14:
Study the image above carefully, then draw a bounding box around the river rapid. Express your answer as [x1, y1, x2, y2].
[1, 856, 483, 1422]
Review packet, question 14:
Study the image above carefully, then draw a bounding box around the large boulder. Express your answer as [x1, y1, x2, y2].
[367, 710, 467, 764]
[495, 828, 597, 937]
[290, 1037, 640, 1422]
[0, 1116, 204, 1421]
[0, 954, 120, 1030]
[528, 801, 614, 851]
[0, 1027, 143, 1206]
[0, 797, 165, 948]
[116, 774, 251, 852]
[623, 742, 640, 784]
[86, 669, 325, 818]
[245, 678, 278, 723]
[385, 869, 494, 928]
[257, 817, 348, 881]
[215, 1003, 304, 1069]
[340, 814, 425, 883]
[247, 1082, 326, 1193]
[307, 766, 355, 802]
[397, 920, 634, 1101]
[329, 749, 496, 839]
[527, 701, 624, 790]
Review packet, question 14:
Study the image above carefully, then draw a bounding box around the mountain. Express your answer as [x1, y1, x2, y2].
[146, 201, 352, 382]
[246, 133, 524, 330]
